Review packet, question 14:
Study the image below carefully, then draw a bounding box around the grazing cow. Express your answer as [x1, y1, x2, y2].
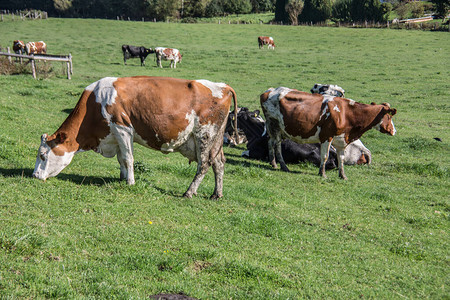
[13, 40, 25, 54]
[258, 36, 275, 49]
[155, 47, 182, 68]
[25, 41, 47, 55]
[33, 76, 238, 199]
[122, 45, 154, 66]
[260, 88, 397, 179]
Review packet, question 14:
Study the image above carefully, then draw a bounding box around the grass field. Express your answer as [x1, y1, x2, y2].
[0, 18, 449, 298]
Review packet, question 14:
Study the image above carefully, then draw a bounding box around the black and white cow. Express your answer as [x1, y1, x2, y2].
[122, 45, 154, 66]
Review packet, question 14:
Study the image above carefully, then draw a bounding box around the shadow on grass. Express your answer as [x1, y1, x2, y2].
[62, 108, 73, 114]
[225, 156, 304, 174]
[0, 167, 116, 186]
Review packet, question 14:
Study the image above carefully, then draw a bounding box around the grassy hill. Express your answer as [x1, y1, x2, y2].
[0, 18, 449, 298]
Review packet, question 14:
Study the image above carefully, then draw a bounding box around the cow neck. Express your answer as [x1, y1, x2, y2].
[53, 92, 90, 152]
[348, 104, 385, 141]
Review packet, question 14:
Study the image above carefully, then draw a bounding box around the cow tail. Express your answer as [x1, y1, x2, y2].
[230, 87, 238, 142]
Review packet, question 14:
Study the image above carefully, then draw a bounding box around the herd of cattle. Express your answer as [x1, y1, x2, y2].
[27, 35, 397, 198]
[13, 40, 47, 55]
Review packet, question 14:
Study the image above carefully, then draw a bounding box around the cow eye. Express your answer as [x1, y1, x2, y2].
[40, 154, 46, 161]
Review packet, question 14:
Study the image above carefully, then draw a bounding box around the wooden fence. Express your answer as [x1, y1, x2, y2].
[0, 10, 48, 21]
[0, 48, 73, 79]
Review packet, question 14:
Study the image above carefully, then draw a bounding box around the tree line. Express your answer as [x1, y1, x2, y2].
[1, 0, 448, 22]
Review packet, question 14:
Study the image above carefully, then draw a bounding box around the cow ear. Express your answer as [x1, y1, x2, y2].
[254, 109, 260, 116]
[41, 134, 48, 143]
[370, 102, 376, 105]
[55, 132, 67, 144]
[390, 108, 397, 116]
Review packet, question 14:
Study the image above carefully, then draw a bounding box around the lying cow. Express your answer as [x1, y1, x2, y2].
[260, 88, 396, 179]
[258, 36, 275, 49]
[122, 45, 154, 66]
[25, 41, 47, 55]
[33, 76, 238, 199]
[13, 40, 25, 55]
[155, 47, 182, 68]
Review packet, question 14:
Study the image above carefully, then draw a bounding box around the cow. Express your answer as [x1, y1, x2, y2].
[122, 45, 154, 66]
[33, 76, 238, 199]
[225, 107, 369, 170]
[258, 36, 275, 50]
[310, 83, 371, 165]
[260, 87, 397, 179]
[13, 40, 25, 55]
[155, 47, 182, 68]
[310, 83, 345, 97]
[25, 41, 47, 55]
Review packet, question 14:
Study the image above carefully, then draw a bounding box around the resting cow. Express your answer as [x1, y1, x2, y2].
[260, 88, 397, 179]
[258, 36, 275, 49]
[33, 76, 238, 199]
[155, 47, 182, 68]
[25, 41, 47, 55]
[122, 45, 154, 66]
[13, 40, 25, 55]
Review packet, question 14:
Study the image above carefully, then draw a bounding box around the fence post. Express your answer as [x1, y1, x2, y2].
[1, 14, 3, 22]
[69, 53, 73, 75]
[31, 56, 36, 79]
[7, 47, 11, 63]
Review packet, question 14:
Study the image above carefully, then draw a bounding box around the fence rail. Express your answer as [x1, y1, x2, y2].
[0, 48, 73, 79]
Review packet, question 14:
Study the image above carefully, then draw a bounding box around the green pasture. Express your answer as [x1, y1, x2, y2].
[0, 18, 449, 298]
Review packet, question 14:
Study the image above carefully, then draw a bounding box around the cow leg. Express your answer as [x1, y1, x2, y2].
[319, 141, 332, 178]
[157, 58, 162, 68]
[211, 148, 226, 199]
[275, 141, 289, 172]
[267, 138, 277, 168]
[111, 125, 135, 185]
[336, 147, 347, 180]
[140, 57, 145, 66]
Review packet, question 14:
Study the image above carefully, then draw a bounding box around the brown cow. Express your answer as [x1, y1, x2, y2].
[33, 76, 238, 199]
[25, 41, 47, 55]
[258, 36, 275, 49]
[260, 87, 397, 179]
[13, 40, 25, 54]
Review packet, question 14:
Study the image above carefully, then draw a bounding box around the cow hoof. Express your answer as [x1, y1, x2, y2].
[210, 194, 223, 200]
[281, 166, 290, 172]
[183, 192, 193, 198]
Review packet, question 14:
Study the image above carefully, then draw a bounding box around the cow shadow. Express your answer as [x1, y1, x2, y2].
[224, 155, 303, 174]
[62, 108, 73, 114]
[0, 167, 116, 186]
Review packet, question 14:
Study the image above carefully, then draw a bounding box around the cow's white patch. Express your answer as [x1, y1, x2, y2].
[349, 99, 355, 106]
[262, 87, 292, 131]
[33, 141, 76, 180]
[321, 95, 335, 118]
[161, 110, 197, 153]
[333, 105, 341, 112]
[391, 120, 397, 136]
[196, 80, 227, 98]
[86, 77, 118, 123]
[291, 126, 322, 144]
[96, 132, 119, 158]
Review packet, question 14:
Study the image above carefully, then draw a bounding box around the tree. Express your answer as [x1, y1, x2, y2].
[299, 0, 332, 23]
[350, 0, 384, 22]
[53, 0, 73, 13]
[223, 0, 252, 15]
[251, 0, 275, 13]
[430, 0, 450, 18]
[332, 0, 351, 22]
[146, 0, 180, 20]
[286, 0, 304, 25]
[275, 0, 289, 22]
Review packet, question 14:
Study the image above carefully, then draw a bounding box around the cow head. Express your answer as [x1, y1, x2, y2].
[33, 133, 76, 181]
[372, 102, 397, 136]
[146, 48, 155, 54]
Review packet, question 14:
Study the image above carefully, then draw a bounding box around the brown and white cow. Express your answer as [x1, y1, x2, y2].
[13, 40, 25, 55]
[33, 76, 238, 199]
[260, 87, 397, 179]
[258, 36, 275, 50]
[155, 47, 182, 68]
[25, 41, 47, 55]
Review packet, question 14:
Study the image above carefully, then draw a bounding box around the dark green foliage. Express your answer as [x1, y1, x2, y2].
[274, 0, 289, 22]
[350, 0, 384, 22]
[332, 0, 351, 22]
[430, 0, 450, 17]
[299, 0, 332, 23]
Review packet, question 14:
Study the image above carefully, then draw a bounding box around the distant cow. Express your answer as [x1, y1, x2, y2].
[122, 45, 154, 66]
[13, 40, 25, 55]
[260, 88, 397, 179]
[25, 41, 47, 55]
[155, 47, 182, 68]
[33, 76, 238, 199]
[258, 36, 275, 49]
